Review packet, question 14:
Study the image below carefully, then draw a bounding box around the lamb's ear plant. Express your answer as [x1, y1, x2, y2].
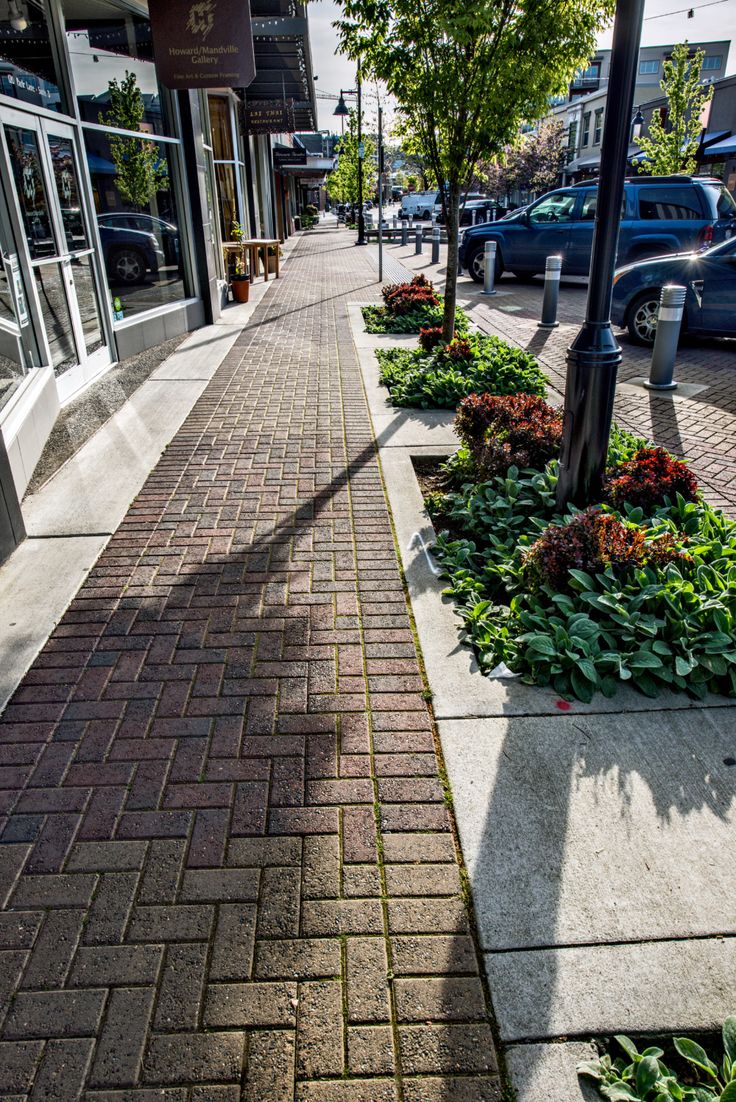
[577, 1017, 736, 1101]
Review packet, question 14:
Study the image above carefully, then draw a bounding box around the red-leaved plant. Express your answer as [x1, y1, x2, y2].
[418, 326, 444, 352]
[455, 393, 563, 477]
[382, 274, 440, 316]
[524, 507, 687, 592]
[603, 447, 699, 511]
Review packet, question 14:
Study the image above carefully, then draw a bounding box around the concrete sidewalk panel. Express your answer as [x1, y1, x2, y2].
[439, 712, 736, 952]
[505, 1042, 600, 1102]
[487, 936, 736, 1041]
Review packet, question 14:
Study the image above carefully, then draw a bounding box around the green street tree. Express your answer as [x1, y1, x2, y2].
[106, 72, 169, 209]
[337, 0, 612, 341]
[636, 42, 714, 176]
[326, 110, 377, 206]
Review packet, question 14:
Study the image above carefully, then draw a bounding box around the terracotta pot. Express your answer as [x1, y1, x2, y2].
[231, 277, 250, 303]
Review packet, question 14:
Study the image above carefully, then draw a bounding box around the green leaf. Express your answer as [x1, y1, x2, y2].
[568, 569, 596, 591]
[578, 658, 599, 683]
[629, 650, 664, 670]
[571, 666, 595, 702]
[615, 1036, 640, 1062]
[674, 1038, 719, 1079]
[723, 1017, 736, 1065]
[676, 655, 694, 676]
[720, 1083, 736, 1102]
[636, 1055, 661, 1096]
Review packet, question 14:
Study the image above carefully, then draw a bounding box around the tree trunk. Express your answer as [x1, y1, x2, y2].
[442, 180, 461, 344]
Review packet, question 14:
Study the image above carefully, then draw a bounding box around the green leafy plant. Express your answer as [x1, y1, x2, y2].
[377, 333, 547, 408]
[604, 447, 700, 512]
[578, 1019, 736, 1101]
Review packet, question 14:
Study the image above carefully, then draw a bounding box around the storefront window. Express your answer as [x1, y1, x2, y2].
[83, 129, 187, 319]
[63, 0, 169, 135]
[0, 0, 63, 111]
[208, 94, 248, 242]
[4, 126, 56, 261]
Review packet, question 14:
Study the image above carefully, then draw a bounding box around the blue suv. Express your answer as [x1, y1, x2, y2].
[459, 176, 736, 282]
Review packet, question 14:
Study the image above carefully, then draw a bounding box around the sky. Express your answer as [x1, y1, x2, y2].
[309, 0, 736, 134]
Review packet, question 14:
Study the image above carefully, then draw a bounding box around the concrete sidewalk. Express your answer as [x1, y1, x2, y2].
[0, 227, 502, 1102]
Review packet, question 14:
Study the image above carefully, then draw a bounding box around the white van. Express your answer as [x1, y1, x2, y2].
[400, 190, 440, 220]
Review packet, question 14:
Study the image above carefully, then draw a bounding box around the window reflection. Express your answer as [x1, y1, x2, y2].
[33, 264, 76, 373]
[63, 0, 168, 135]
[84, 130, 187, 318]
[4, 126, 57, 260]
[0, 0, 63, 111]
[47, 134, 89, 252]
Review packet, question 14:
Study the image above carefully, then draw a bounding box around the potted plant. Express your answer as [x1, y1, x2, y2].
[267, 243, 282, 274]
[230, 220, 250, 302]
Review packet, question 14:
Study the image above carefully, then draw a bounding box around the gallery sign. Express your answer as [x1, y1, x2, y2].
[246, 100, 295, 134]
[273, 146, 307, 170]
[149, 0, 256, 89]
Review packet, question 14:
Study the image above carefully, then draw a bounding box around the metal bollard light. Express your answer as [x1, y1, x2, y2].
[415, 227, 423, 255]
[431, 227, 440, 265]
[401, 221, 409, 246]
[482, 240, 497, 296]
[538, 255, 562, 328]
[644, 284, 687, 391]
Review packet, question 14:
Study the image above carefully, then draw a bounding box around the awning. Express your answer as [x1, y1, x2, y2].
[702, 130, 730, 147]
[702, 133, 736, 157]
[244, 0, 317, 131]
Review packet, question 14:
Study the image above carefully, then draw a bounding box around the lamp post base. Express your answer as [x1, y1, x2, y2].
[555, 322, 622, 510]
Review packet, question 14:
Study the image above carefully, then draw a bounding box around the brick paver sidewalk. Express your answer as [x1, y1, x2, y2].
[0, 229, 501, 1101]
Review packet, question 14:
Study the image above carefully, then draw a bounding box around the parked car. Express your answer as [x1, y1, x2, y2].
[435, 198, 496, 226]
[611, 235, 736, 345]
[459, 175, 736, 283]
[98, 213, 179, 266]
[97, 223, 165, 285]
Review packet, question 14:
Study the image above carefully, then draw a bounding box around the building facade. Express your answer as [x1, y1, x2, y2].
[0, 0, 316, 558]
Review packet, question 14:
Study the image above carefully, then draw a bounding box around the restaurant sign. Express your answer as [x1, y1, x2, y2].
[149, 0, 256, 89]
[246, 100, 295, 134]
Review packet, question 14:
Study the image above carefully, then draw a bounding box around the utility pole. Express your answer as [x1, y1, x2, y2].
[378, 104, 383, 280]
[555, 0, 646, 508]
[356, 58, 366, 246]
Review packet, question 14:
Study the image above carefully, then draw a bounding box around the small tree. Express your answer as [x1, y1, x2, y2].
[337, 0, 612, 342]
[636, 41, 713, 176]
[326, 110, 377, 206]
[106, 72, 169, 209]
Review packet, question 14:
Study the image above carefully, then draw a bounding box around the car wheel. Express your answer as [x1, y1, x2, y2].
[109, 247, 146, 285]
[422, 210, 431, 220]
[627, 290, 661, 345]
[467, 244, 503, 284]
[511, 271, 536, 282]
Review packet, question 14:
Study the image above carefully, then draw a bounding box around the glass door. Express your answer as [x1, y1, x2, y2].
[2, 108, 110, 403]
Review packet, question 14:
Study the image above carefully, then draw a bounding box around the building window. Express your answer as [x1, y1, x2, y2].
[64, 0, 192, 322]
[702, 55, 722, 70]
[567, 120, 578, 152]
[208, 94, 248, 241]
[582, 112, 591, 146]
[593, 108, 604, 144]
[0, 0, 65, 111]
[639, 59, 660, 74]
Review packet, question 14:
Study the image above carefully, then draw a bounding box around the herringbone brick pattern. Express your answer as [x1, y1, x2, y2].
[0, 228, 501, 1101]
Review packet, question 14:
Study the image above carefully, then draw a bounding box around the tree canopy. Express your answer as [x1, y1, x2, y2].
[106, 72, 169, 210]
[636, 42, 714, 176]
[336, 0, 613, 339]
[326, 110, 377, 206]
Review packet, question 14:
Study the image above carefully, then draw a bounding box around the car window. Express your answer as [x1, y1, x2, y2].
[701, 184, 736, 219]
[529, 192, 577, 224]
[638, 188, 702, 220]
[580, 193, 627, 221]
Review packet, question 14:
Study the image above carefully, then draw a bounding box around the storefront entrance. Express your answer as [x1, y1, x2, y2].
[1, 106, 111, 404]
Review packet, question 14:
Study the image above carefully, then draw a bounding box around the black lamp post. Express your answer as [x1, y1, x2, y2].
[333, 62, 366, 246]
[555, 0, 646, 509]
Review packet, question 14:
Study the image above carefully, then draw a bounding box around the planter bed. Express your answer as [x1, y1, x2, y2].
[420, 394, 736, 704]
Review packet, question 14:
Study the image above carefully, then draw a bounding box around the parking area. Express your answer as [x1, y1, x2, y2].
[374, 236, 736, 515]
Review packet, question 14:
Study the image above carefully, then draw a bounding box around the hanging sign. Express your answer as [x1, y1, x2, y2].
[246, 100, 295, 134]
[149, 0, 256, 90]
[273, 147, 307, 170]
